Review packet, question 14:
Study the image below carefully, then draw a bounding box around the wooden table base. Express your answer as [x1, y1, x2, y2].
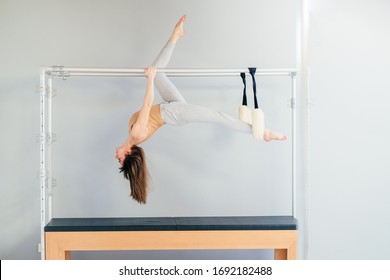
[45, 230, 297, 260]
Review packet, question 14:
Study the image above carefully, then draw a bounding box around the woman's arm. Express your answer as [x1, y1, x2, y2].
[130, 66, 157, 143]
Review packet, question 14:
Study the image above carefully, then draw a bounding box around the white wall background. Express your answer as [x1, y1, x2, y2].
[0, 0, 297, 260]
[309, 0, 390, 259]
[2, 0, 389, 261]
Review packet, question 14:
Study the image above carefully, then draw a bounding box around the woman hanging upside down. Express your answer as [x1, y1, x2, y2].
[115, 15, 287, 204]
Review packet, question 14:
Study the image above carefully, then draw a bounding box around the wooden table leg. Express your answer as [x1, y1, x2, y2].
[274, 249, 287, 260]
[65, 251, 72, 260]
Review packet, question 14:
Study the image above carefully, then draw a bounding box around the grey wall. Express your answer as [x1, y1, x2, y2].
[309, 0, 390, 259]
[0, 0, 297, 260]
[4, 0, 388, 261]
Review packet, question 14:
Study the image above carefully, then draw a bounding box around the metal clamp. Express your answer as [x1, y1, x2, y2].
[49, 65, 70, 80]
[37, 132, 57, 145]
[287, 98, 296, 109]
[36, 85, 57, 97]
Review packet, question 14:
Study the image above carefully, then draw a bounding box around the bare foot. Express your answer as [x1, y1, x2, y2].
[169, 15, 187, 43]
[263, 129, 288, 142]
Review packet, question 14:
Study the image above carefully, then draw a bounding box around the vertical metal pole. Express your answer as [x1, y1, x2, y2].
[47, 76, 53, 221]
[291, 73, 297, 218]
[296, 0, 310, 260]
[301, 0, 310, 260]
[39, 69, 47, 260]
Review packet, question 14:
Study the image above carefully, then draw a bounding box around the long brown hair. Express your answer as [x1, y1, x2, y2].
[119, 145, 150, 204]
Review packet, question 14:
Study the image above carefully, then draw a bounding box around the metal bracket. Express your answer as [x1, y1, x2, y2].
[291, 98, 296, 109]
[49, 65, 70, 80]
[37, 170, 56, 197]
[37, 132, 57, 145]
[287, 98, 296, 109]
[36, 85, 57, 98]
[36, 85, 45, 95]
[51, 178, 57, 189]
[38, 169, 48, 181]
[38, 170, 49, 189]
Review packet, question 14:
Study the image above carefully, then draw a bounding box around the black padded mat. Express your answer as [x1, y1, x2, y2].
[44, 217, 177, 232]
[45, 216, 297, 232]
[175, 216, 297, 230]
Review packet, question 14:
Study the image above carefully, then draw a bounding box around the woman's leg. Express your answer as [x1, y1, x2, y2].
[161, 102, 252, 133]
[160, 102, 287, 141]
[154, 16, 287, 141]
[152, 15, 187, 103]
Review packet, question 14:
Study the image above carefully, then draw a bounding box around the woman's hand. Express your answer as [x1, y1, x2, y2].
[144, 65, 157, 80]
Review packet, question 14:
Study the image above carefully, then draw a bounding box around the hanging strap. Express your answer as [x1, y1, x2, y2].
[240, 72, 247, 106]
[249, 67, 258, 109]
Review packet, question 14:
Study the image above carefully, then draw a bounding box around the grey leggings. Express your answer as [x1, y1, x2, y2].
[153, 42, 252, 134]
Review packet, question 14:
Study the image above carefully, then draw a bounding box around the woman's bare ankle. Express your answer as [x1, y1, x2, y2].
[168, 15, 187, 43]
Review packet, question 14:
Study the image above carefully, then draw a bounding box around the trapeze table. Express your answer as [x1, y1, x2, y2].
[44, 216, 297, 260]
[40, 67, 298, 259]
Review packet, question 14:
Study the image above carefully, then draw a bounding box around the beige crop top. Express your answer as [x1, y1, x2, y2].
[128, 104, 165, 142]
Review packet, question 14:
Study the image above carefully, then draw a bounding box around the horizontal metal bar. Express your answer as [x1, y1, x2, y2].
[65, 71, 296, 77]
[43, 66, 297, 77]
